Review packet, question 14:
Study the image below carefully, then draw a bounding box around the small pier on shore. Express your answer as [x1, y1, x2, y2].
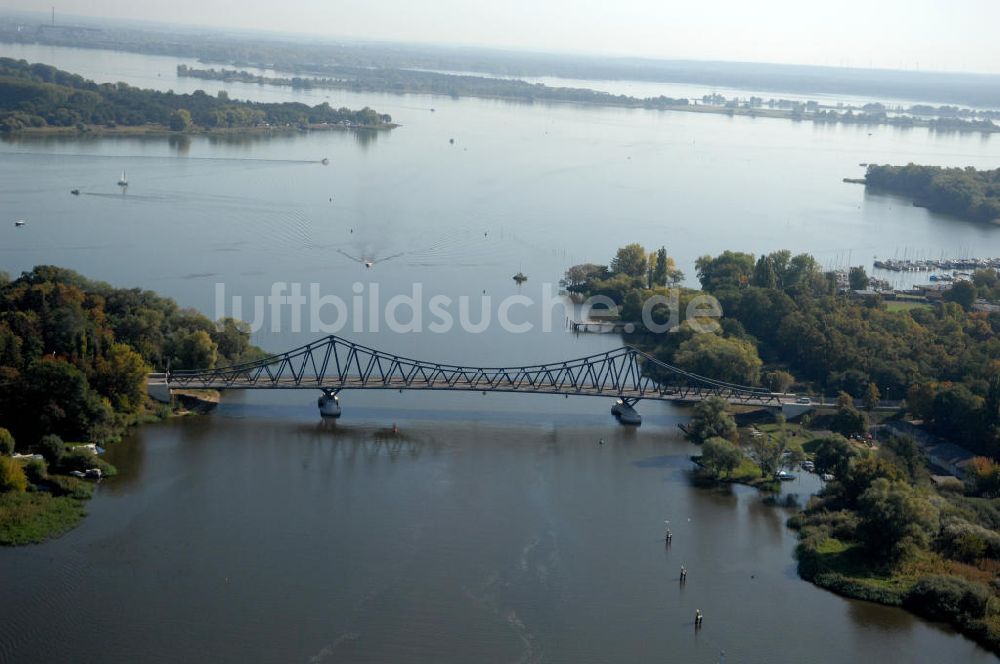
[569, 319, 636, 333]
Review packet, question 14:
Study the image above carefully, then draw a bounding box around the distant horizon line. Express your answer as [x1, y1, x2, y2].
[2, 7, 1000, 79]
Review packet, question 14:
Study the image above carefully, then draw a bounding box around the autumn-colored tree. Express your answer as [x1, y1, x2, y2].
[0, 427, 13, 456]
[967, 457, 1000, 497]
[0, 457, 27, 493]
[864, 383, 881, 411]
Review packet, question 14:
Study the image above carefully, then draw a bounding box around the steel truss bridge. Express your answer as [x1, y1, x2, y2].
[156, 334, 790, 409]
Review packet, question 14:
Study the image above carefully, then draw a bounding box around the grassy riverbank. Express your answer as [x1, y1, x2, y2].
[691, 454, 769, 486]
[0, 393, 220, 546]
[792, 519, 1000, 653]
[0, 476, 92, 545]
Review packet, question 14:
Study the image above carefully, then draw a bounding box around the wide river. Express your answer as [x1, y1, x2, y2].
[0, 43, 998, 662]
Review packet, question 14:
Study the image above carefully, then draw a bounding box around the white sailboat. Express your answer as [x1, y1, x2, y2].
[117, 169, 128, 187]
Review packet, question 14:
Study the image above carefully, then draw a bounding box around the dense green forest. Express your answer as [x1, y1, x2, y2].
[695, 250, 1000, 458]
[865, 164, 1000, 224]
[0, 58, 393, 133]
[0, 266, 264, 446]
[566, 245, 1000, 458]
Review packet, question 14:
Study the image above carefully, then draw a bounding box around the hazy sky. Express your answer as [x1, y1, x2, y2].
[9, 0, 1000, 73]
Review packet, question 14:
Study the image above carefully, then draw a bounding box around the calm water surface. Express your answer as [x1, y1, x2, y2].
[0, 43, 998, 662]
[1, 408, 993, 663]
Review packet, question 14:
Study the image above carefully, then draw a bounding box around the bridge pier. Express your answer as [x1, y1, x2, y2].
[146, 373, 172, 403]
[781, 401, 813, 419]
[611, 398, 642, 426]
[318, 390, 342, 418]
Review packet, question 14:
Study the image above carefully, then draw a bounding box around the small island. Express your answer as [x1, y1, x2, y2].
[176, 65, 1000, 134]
[0, 58, 396, 135]
[0, 266, 265, 544]
[863, 164, 1000, 224]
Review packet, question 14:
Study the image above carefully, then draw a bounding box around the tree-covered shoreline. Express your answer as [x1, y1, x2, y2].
[0, 58, 395, 135]
[865, 164, 1000, 225]
[565, 243, 1000, 653]
[0, 266, 265, 544]
[567, 244, 1000, 457]
[176, 64, 692, 110]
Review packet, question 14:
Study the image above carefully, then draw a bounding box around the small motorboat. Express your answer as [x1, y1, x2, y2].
[70, 189, 80, 195]
[776, 470, 796, 481]
[14, 219, 26, 227]
[513, 271, 527, 284]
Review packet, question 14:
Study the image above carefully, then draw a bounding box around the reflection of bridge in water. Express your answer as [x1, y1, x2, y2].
[149, 335, 799, 425]
[306, 421, 431, 460]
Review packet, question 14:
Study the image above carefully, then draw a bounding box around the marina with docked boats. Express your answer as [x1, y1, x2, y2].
[873, 256, 1000, 272]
